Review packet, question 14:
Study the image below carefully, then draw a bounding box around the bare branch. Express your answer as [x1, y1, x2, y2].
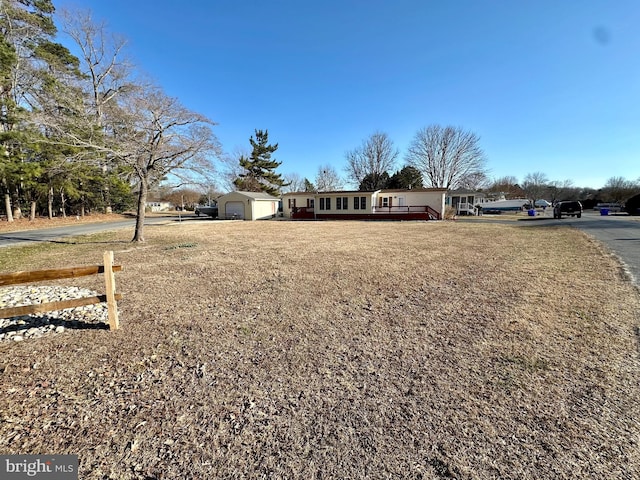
[405, 125, 487, 189]
[344, 132, 398, 189]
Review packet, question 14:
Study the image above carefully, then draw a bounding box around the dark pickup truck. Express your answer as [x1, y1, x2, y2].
[553, 201, 582, 219]
[194, 205, 219, 218]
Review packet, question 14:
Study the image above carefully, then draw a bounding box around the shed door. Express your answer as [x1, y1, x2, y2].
[225, 201, 245, 219]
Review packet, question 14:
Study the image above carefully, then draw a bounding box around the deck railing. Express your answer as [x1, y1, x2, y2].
[292, 205, 441, 220]
[372, 205, 428, 214]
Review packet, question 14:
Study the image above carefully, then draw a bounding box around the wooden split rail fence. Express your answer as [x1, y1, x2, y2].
[0, 251, 122, 330]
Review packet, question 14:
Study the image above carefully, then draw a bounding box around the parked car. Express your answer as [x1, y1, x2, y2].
[553, 201, 582, 219]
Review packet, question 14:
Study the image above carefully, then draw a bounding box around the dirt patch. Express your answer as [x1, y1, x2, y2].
[1, 220, 639, 479]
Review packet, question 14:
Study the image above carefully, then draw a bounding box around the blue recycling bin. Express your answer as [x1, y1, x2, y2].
[528, 209, 536, 216]
[600, 208, 609, 216]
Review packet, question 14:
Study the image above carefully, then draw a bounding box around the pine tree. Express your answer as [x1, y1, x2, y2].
[303, 178, 316, 192]
[234, 129, 287, 196]
[388, 166, 424, 189]
[0, 0, 82, 220]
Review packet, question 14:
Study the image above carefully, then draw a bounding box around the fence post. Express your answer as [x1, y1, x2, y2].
[103, 251, 119, 330]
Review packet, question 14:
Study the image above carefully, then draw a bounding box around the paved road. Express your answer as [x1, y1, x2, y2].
[0, 215, 198, 248]
[547, 212, 640, 287]
[461, 211, 640, 287]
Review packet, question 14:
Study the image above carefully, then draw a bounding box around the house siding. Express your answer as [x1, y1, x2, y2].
[282, 189, 445, 220]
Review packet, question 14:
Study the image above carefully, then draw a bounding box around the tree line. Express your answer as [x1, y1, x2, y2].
[0, 1, 220, 241]
[235, 126, 488, 195]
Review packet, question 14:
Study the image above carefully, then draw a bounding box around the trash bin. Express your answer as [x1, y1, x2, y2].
[528, 209, 536, 216]
[600, 208, 609, 216]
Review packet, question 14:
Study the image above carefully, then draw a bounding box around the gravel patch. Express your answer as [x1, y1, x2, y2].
[0, 285, 109, 341]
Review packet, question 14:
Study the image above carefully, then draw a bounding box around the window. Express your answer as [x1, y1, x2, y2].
[343, 197, 348, 210]
[326, 198, 331, 210]
[336, 197, 342, 210]
[360, 197, 367, 210]
[382, 197, 389, 207]
[354, 197, 360, 210]
[319, 198, 325, 210]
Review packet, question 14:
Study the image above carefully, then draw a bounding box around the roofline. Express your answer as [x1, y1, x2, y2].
[282, 188, 448, 196]
[221, 190, 280, 199]
[379, 188, 447, 193]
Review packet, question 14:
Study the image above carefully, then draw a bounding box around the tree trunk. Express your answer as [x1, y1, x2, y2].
[30, 201, 36, 221]
[60, 189, 66, 218]
[48, 187, 54, 219]
[132, 180, 148, 242]
[12, 205, 21, 220]
[104, 174, 112, 214]
[4, 194, 13, 222]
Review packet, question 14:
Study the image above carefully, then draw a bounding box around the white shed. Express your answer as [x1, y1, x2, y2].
[216, 191, 280, 221]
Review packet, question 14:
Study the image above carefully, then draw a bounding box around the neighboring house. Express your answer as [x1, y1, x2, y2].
[445, 190, 489, 215]
[282, 188, 446, 220]
[145, 201, 173, 212]
[216, 191, 280, 220]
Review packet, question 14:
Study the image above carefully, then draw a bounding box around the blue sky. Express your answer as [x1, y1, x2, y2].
[56, 1, 640, 190]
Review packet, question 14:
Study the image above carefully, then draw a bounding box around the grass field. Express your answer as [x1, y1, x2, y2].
[1, 220, 639, 479]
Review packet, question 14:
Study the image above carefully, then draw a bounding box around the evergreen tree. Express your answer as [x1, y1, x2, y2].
[388, 166, 424, 189]
[0, 0, 82, 220]
[234, 129, 287, 196]
[359, 171, 390, 191]
[304, 178, 316, 192]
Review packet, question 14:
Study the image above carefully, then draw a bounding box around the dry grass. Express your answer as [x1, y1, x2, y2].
[1, 220, 639, 479]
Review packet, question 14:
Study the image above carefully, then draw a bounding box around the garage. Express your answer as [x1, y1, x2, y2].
[225, 201, 245, 219]
[216, 191, 280, 221]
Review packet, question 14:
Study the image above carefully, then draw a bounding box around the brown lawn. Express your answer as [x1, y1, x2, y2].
[0, 220, 639, 479]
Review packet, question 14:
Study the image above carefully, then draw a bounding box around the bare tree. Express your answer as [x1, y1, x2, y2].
[457, 171, 490, 191]
[164, 188, 201, 210]
[282, 172, 305, 193]
[110, 86, 221, 241]
[405, 125, 486, 189]
[546, 179, 574, 205]
[487, 176, 524, 199]
[219, 147, 249, 192]
[59, 8, 137, 213]
[60, 8, 132, 126]
[345, 131, 398, 188]
[315, 164, 343, 192]
[521, 172, 549, 207]
[601, 176, 639, 203]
